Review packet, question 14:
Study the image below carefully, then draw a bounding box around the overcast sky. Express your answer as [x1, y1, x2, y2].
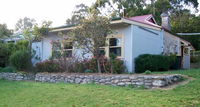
[0, 0, 199, 30]
[0, 0, 95, 29]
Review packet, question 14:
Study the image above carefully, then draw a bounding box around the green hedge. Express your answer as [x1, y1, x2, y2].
[135, 54, 176, 73]
[9, 50, 31, 71]
[36, 60, 63, 73]
[0, 66, 16, 73]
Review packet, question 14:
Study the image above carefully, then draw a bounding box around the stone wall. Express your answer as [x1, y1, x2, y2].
[0, 72, 35, 81]
[0, 72, 183, 89]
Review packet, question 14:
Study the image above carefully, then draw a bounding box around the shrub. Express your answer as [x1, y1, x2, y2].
[71, 57, 125, 74]
[36, 60, 63, 72]
[110, 54, 126, 74]
[0, 43, 11, 67]
[135, 54, 176, 73]
[144, 70, 152, 75]
[0, 40, 29, 68]
[111, 59, 125, 74]
[9, 50, 31, 70]
[84, 69, 93, 73]
[15, 40, 29, 51]
[0, 67, 3, 71]
[0, 66, 16, 73]
[191, 56, 200, 63]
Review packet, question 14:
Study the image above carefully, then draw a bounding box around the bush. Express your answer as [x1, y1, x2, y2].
[36, 60, 63, 72]
[9, 50, 31, 70]
[84, 69, 93, 73]
[144, 70, 152, 75]
[191, 56, 200, 63]
[0, 66, 16, 73]
[0, 40, 29, 68]
[0, 67, 3, 71]
[0, 43, 11, 67]
[70, 57, 125, 74]
[135, 54, 176, 73]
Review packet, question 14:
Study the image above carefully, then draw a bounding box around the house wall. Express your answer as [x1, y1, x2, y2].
[132, 25, 163, 71]
[32, 32, 61, 64]
[163, 31, 181, 56]
[112, 25, 133, 72]
[32, 25, 164, 73]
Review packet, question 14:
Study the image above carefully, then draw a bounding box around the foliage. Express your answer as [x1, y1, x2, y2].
[191, 56, 200, 63]
[15, 17, 36, 32]
[0, 66, 16, 73]
[36, 60, 63, 73]
[135, 54, 177, 73]
[0, 67, 2, 71]
[66, 4, 89, 25]
[0, 43, 11, 67]
[93, 0, 198, 24]
[179, 35, 200, 50]
[32, 21, 52, 41]
[110, 53, 126, 74]
[70, 12, 111, 73]
[76, 57, 125, 74]
[144, 70, 152, 75]
[0, 24, 13, 38]
[84, 69, 94, 73]
[9, 50, 31, 71]
[171, 10, 200, 33]
[0, 40, 29, 67]
[15, 40, 29, 51]
[1, 69, 200, 106]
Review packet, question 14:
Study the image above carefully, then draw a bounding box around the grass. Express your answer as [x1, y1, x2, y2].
[0, 69, 200, 107]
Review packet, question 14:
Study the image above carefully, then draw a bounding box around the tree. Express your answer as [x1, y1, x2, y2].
[171, 10, 200, 33]
[0, 24, 13, 38]
[70, 11, 111, 73]
[93, 0, 198, 24]
[66, 4, 89, 25]
[15, 17, 36, 32]
[32, 21, 52, 41]
[171, 10, 200, 50]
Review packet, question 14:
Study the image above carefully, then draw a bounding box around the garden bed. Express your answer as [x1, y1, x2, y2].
[0, 72, 184, 89]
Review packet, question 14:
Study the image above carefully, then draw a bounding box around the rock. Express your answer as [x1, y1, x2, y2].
[117, 82, 125, 86]
[75, 78, 82, 84]
[152, 80, 166, 87]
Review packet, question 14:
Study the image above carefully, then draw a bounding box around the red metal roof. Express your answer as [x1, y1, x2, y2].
[125, 14, 161, 28]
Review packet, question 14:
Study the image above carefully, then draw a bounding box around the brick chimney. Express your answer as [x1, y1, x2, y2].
[161, 12, 171, 31]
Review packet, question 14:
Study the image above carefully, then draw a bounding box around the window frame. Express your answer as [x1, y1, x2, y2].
[105, 34, 124, 59]
[62, 40, 73, 58]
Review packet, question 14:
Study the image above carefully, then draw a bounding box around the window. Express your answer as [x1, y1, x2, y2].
[99, 48, 106, 56]
[63, 41, 73, 57]
[107, 37, 123, 57]
[109, 47, 121, 56]
[52, 40, 73, 58]
[52, 41, 62, 58]
[109, 38, 121, 46]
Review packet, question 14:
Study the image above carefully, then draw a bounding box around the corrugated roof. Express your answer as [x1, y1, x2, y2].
[125, 14, 161, 28]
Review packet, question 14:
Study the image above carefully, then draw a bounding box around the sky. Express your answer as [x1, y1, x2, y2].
[0, 0, 200, 30]
[0, 0, 95, 30]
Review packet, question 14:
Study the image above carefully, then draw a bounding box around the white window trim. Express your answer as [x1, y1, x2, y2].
[105, 34, 124, 59]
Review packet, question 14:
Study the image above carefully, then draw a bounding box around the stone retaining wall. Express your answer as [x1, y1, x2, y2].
[0, 72, 35, 81]
[0, 72, 183, 88]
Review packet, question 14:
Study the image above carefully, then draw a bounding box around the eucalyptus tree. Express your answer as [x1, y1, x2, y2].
[66, 4, 89, 25]
[70, 10, 111, 73]
[0, 24, 13, 39]
[15, 17, 36, 32]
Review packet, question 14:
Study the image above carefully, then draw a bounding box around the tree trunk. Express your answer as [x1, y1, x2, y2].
[97, 58, 101, 73]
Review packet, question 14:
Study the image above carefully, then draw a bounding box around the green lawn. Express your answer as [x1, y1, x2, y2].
[1, 69, 200, 107]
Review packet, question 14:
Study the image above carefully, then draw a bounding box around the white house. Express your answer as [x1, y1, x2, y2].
[32, 14, 194, 72]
